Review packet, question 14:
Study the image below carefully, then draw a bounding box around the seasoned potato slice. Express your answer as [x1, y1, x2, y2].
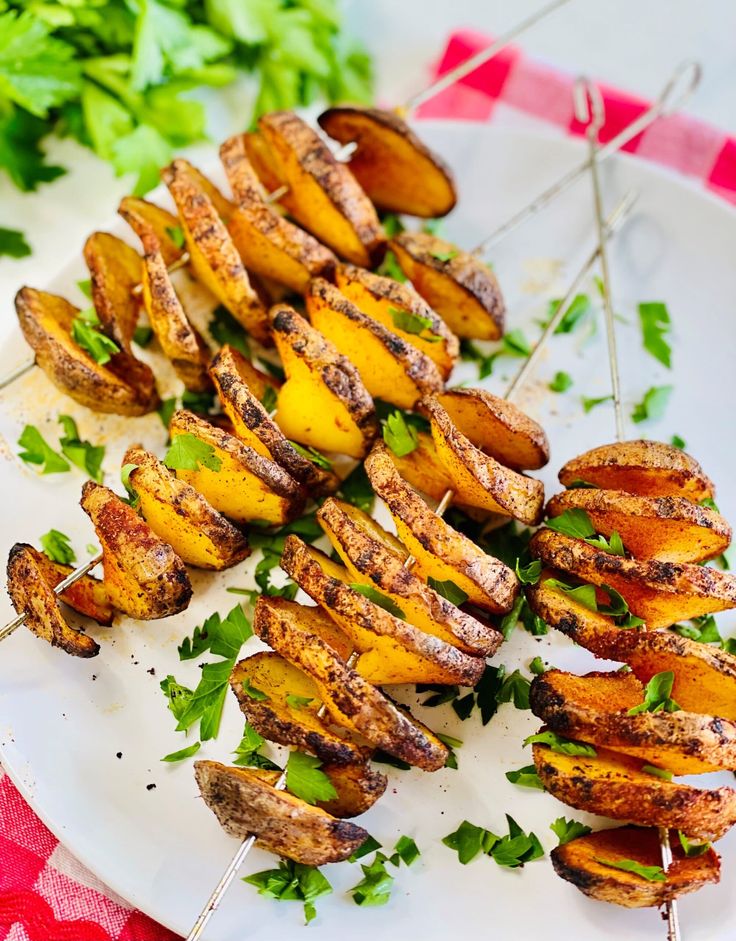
[254, 597, 448, 771]
[249, 763, 387, 820]
[365, 443, 518, 612]
[122, 445, 249, 570]
[83, 231, 142, 351]
[547, 488, 730, 564]
[281, 535, 486, 686]
[318, 498, 502, 656]
[391, 232, 504, 340]
[118, 196, 186, 268]
[530, 669, 736, 774]
[307, 278, 444, 409]
[318, 107, 457, 217]
[219, 134, 337, 292]
[552, 825, 720, 908]
[22, 545, 112, 625]
[436, 388, 549, 471]
[253, 111, 386, 267]
[80, 482, 191, 620]
[162, 159, 269, 345]
[168, 410, 305, 525]
[559, 440, 715, 500]
[385, 431, 453, 502]
[531, 529, 736, 628]
[270, 304, 378, 459]
[210, 344, 338, 495]
[335, 264, 458, 379]
[7, 544, 99, 657]
[422, 396, 545, 524]
[15, 288, 159, 416]
[194, 760, 368, 864]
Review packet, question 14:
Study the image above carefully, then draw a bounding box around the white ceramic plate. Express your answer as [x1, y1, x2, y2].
[1, 122, 735, 941]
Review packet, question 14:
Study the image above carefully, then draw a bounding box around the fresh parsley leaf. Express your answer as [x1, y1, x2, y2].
[349, 853, 394, 907]
[133, 325, 153, 347]
[58, 414, 105, 481]
[671, 434, 686, 450]
[389, 306, 441, 342]
[595, 857, 665, 882]
[627, 671, 681, 715]
[497, 669, 531, 710]
[421, 218, 442, 235]
[0, 225, 31, 258]
[40, 528, 76, 564]
[641, 764, 674, 781]
[232, 723, 281, 770]
[161, 742, 201, 762]
[631, 385, 673, 424]
[426, 577, 469, 606]
[678, 831, 711, 857]
[338, 462, 374, 514]
[164, 433, 222, 472]
[524, 731, 596, 757]
[288, 441, 332, 470]
[165, 225, 186, 249]
[550, 817, 592, 845]
[669, 614, 722, 645]
[349, 583, 405, 619]
[210, 305, 250, 356]
[505, 764, 544, 789]
[349, 835, 382, 862]
[260, 385, 278, 414]
[543, 577, 638, 623]
[436, 733, 462, 770]
[380, 213, 405, 237]
[582, 394, 613, 414]
[120, 462, 140, 509]
[244, 859, 332, 925]
[239, 678, 268, 701]
[286, 694, 314, 710]
[547, 293, 591, 335]
[17, 425, 69, 474]
[391, 835, 420, 866]
[157, 397, 177, 431]
[77, 278, 92, 298]
[638, 301, 672, 368]
[160, 675, 194, 724]
[515, 558, 541, 585]
[371, 750, 411, 770]
[585, 530, 626, 556]
[382, 410, 419, 457]
[443, 820, 500, 864]
[0, 105, 66, 191]
[286, 751, 337, 805]
[429, 248, 458, 262]
[549, 370, 573, 392]
[71, 306, 120, 364]
[375, 249, 407, 281]
[181, 389, 215, 415]
[529, 656, 546, 675]
[546, 507, 595, 539]
[443, 816, 543, 868]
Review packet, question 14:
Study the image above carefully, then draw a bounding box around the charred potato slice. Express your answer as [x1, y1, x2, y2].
[7, 544, 99, 657]
[307, 278, 444, 410]
[254, 111, 386, 267]
[530, 669, 736, 774]
[219, 134, 337, 292]
[281, 535, 486, 686]
[559, 440, 715, 500]
[391, 231, 504, 340]
[365, 442, 518, 612]
[83, 231, 142, 351]
[254, 596, 448, 771]
[15, 288, 159, 416]
[22, 544, 112, 625]
[80, 482, 191, 620]
[123, 445, 249, 570]
[270, 304, 378, 459]
[249, 763, 387, 820]
[547, 488, 730, 564]
[531, 529, 736, 628]
[210, 344, 338, 495]
[318, 498, 501, 656]
[194, 760, 368, 864]
[162, 159, 269, 345]
[118, 196, 186, 268]
[168, 410, 305, 526]
[552, 825, 720, 908]
[532, 742, 736, 840]
[318, 107, 457, 217]
[422, 396, 545, 524]
[335, 264, 458, 379]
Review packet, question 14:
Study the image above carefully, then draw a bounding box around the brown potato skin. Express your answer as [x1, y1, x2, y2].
[318, 107, 457, 217]
[23, 545, 113, 625]
[118, 196, 186, 268]
[552, 825, 720, 908]
[559, 440, 715, 500]
[80, 482, 192, 620]
[194, 760, 369, 864]
[7, 544, 99, 657]
[391, 231, 505, 340]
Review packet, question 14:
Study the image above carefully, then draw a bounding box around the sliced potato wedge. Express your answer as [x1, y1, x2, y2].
[22, 544, 112, 625]
[168, 409, 305, 526]
[15, 287, 159, 416]
[162, 159, 269, 345]
[318, 107, 457, 217]
[118, 196, 186, 268]
[384, 430, 454, 502]
[365, 442, 518, 612]
[7, 544, 99, 657]
[531, 529, 736, 628]
[248, 763, 387, 820]
[552, 825, 720, 908]
[307, 278, 444, 410]
[559, 440, 715, 500]
[422, 396, 545, 524]
[270, 304, 378, 459]
[194, 760, 368, 864]
[83, 231, 142, 352]
[281, 535, 486, 686]
[254, 111, 386, 267]
[254, 597, 448, 771]
[210, 344, 338, 495]
[335, 264, 458, 379]
[391, 231, 504, 340]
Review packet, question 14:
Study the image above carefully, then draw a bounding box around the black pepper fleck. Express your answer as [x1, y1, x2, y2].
[146, 783, 156, 791]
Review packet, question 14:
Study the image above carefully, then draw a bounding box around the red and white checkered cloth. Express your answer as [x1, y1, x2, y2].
[3, 29, 736, 941]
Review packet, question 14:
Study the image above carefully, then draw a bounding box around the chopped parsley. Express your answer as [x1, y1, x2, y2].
[627, 671, 681, 715]
[443, 815, 543, 868]
[595, 858, 665, 882]
[244, 859, 332, 925]
[389, 306, 441, 342]
[232, 724, 280, 771]
[549, 370, 573, 393]
[505, 764, 544, 789]
[17, 425, 69, 474]
[71, 306, 120, 364]
[382, 410, 419, 457]
[161, 742, 201, 762]
[338, 462, 374, 514]
[524, 730, 596, 757]
[286, 751, 337, 805]
[638, 301, 671, 368]
[40, 528, 76, 564]
[58, 414, 105, 481]
[349, 583, 405, 619]
[582, 394, 613, 414]
[427, 577, 469, 606]
[550, 817, 592, 845]
[631, 385, 673, 424]
[164, 433, 222, 472]
[288, 441, 332, 470]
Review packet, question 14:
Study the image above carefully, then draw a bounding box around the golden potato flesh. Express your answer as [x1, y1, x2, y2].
[385, 430, 454, 502]
[559, 440, 715, 500]
[270, 304, 378, 459]
[83, 231, 142, 351]
[15, 287, 159, 416]
[307, 278, 444, 410]
[23, 544, 112, 625]
[530, 669, 736, 774]
[422, 396, 545, 524]
[552, 825, 720, 908]
[247, 762, 387, 820]
[118, 196, 186, 268]
[391, 231, 505, 340]
[335, 264, 458, 379]
[80, 482, 192, 620]
[219, 134, 337, 293]
[365, 442, 518, 613]
[280, 534, 486, 686]
[194, 760, 369, 864]
[7, 544, 99, 657]
[531, 529, 736, 628]
[532, 742, 736, 840]
[318, 107, 457, 217]
[254, 596, 448, 771]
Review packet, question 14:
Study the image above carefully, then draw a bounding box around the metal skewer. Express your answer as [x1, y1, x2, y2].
[576, 75, 680, 941]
